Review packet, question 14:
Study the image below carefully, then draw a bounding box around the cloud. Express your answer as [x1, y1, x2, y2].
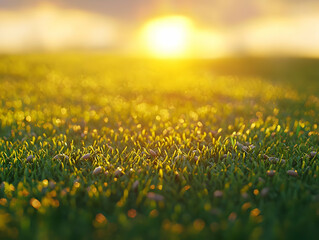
[0, 4, 120, 52]
[230, 14, 319, 57]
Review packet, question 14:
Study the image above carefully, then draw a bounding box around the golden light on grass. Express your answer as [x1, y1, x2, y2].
[141, 16, 193, 58]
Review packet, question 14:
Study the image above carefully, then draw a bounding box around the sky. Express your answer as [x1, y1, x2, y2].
[0, 0, 319, 57]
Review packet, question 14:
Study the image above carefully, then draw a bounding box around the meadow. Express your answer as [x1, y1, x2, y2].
[0, 55, 319, 239]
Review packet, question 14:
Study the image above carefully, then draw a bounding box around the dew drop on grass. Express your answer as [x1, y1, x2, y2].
[214, 190, 223, 198]
[93, 166, 102, 175]
[310, 151, 317, 158]
[81, 153, 91, 160]
[287, 170, 298, 177]
[258, 177, 265, 183]
[147, 192, 164, 201]
[132, 180, 139, 191]
[268, 157, 279, 163]
[149, 149, 157, 157]
[260, 187, 269, 197]
[266, 170, 276, 177]
[114, 168, 124, 177]
[26, 155, 33, 162]
[53, 154, 69, 160]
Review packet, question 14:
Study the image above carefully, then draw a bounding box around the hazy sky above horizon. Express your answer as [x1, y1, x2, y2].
[1, 0, 317, 24]
[0, 0, 319, 57]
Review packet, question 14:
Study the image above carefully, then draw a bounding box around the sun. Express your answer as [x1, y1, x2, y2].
[142, 16, 193, 58]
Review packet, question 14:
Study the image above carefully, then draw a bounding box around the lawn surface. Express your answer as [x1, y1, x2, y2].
[0, 55, 319, 239]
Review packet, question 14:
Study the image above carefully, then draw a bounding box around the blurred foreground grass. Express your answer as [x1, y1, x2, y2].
[0, 55, 319, 239]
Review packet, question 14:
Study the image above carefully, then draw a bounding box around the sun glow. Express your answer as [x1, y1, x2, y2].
[142, 16, 193, 58]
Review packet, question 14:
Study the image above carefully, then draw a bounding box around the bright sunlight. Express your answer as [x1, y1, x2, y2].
[141, 16, 193, 58]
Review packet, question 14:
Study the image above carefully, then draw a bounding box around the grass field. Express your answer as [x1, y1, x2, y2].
[0, 55, 319, 240]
